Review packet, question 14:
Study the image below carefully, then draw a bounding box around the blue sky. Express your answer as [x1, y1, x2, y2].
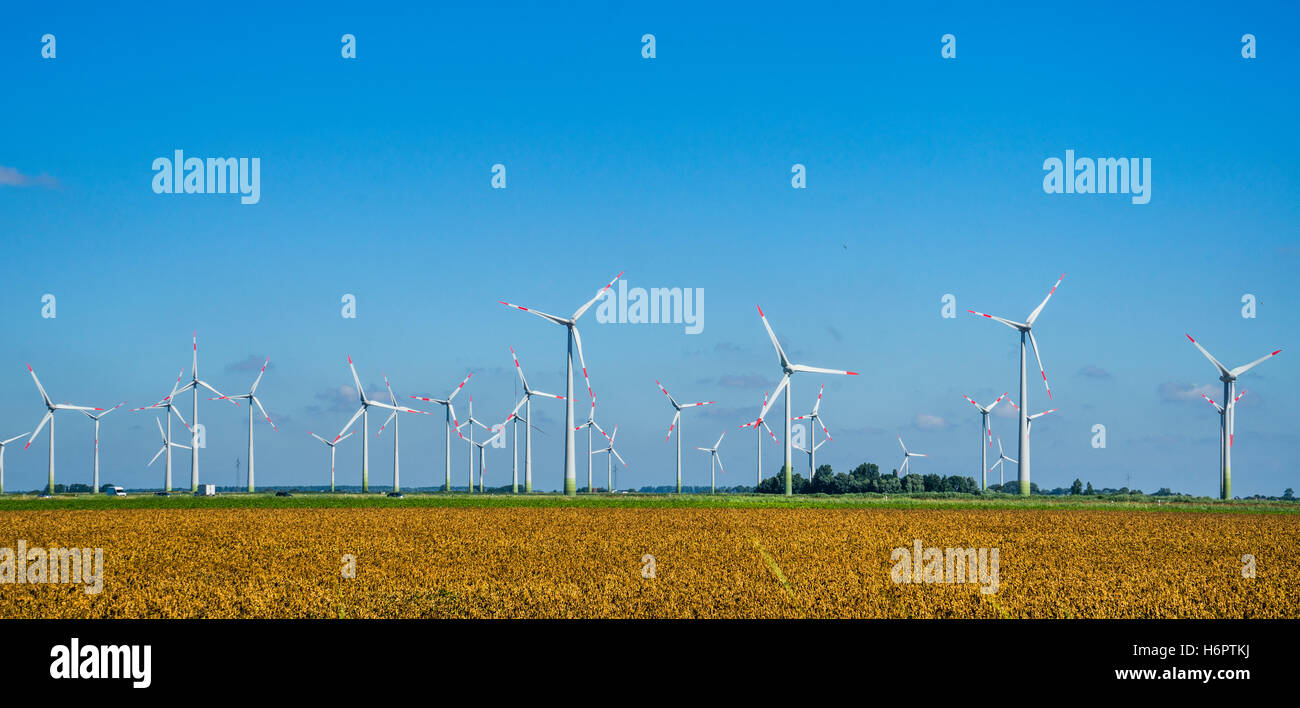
[1, 1, 1297, 495]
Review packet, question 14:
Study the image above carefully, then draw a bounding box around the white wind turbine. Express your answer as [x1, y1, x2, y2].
[506, 347, 565, 492]
[1186, 334, 1282, 499]
[148, 417, 191, 477]
[456, 396, 495, 492]
[209, 357, 275, 492]
[467, 423, 504, 493]
[961, 392, 1007, 490]
[573, 402, 605, 494]
[791, 384, 832, 482]
[756, 306, 859, 496]
[967, 273, 1064, 496]
[591, 423, 626, 491]
[409, 372, 472, 492]
[173, 332, 238, 492]
[337, 356, 423, 493]
[499, 270, 623, 496]
[988, 435, 1017, 489]
[740, 390, 781, 488]
[897, 435, 927, 475]
[24, 364, 104, 495]
[1201, 389, 1246, 499]
[656, 380, 714, 494]
[375, 373, 430, 493]
[695, 431, 726, 494]
[81, 402, 124, 494]
[131, 369, 192, 492]
[0, 432, 30, 495]
[309, 430, 356, 492]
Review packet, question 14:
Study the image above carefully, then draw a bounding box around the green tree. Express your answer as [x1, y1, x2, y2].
[1085, 481, 1095, 495]
[1070, 478, 1083, 495]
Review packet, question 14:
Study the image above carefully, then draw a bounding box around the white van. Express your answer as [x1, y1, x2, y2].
[106, 486, 125, 497]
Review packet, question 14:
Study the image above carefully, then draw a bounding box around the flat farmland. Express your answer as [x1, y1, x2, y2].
[1, 505, 1295, 619]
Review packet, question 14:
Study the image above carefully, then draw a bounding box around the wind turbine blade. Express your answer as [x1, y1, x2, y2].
[612, 448, 628, 467]
[339, 406, 365, 439]
[169, 368, 185, 398]
[2, 433, 30, 445]
[510, 347, 531, 392]
[680, 400, 714, 408]
[1185, 335, 1231, 378]
[963, 394, 981, 409]
[572, 270, 624, 320]
[1027, 331, 1052, 399]
[252, 397, 277, 431]
[1200, 393, 1224, 413]
[25, 412, 53, 448]
[817, 416, 832, 440]
[761, 420, 780, 444]
[498, 301, 570, 326]
[1033, 408, 1059, 419]
[532, 390, 565, 400]
[155, 417, 166, 440]
[714, 431, 726, 448]
[715, 453, 722, 473]
[756, 305, 790, 369]
[988, 392, 1007, 411]
[898, 435, 907, 454]
[171, 405, 191, 431]
[201, 381, 239, 405]
[654, 380, 680, 409]
[337, 430, 356, 443]
[665, 411, 680, 441]
[967, 310, 1023, 330]
[382, 373, 398, 406]
[446, 372, 472, 401]
[250, 357, 270, 393]
[27, 365, 52, 408]
[1026, 273, 1065, 325]
[347, 355, 366, 401]
[813, 384, 824, 414]
[192, 331, 199, 379]
[149, 446, 165, 466]
[571, 325, 594, 403]
[759, 375, 791, 421]
[376, 410, 398, 437]
[1230, 349, 1282, 378]
[309, 432, 331, 445]
[789, 364, 858, 376]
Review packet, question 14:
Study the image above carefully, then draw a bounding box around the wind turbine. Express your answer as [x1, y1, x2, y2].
[337, 356, 423, 493]
[24, 365, 104, 495]
[591, 423, 626, 492]
[131, 370, 192, 492]
[375, 373, 429, 493]
[467, 423, 504, 493]
[897, 435, 927, 475]
[209, 357, 275, 492]
[499, 270, 623, 496]
[409, 372, 472, 492]
[81, 402, 124, 494]
[1187, 333, 1281, 499]
[740, 390, 781, 488]
[656, 380, 714, 494]
[148, 417, 191, 475]
[309, 430, 356, 492]
[791, 384, 832, 482]
[961, 392, 1007, 490]
[456, 396, 495, 492]
[172, 332, 238, 492]
[756, 306, 859, 496]
[695, 431, 726, 494]
[988, 435, 1017, 489]
[507, 347, 565, 492]
[967, 273, 1064, 495]
[573, 402, 605, 494]
[1201, 389, 1246, 498]
[0, 432, 30, 495]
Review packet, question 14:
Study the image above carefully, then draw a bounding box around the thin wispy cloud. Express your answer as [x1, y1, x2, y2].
[1158, 382, 1218, 403]
[226, 356, 273, 374]
[1077, 364, 1112, 380]
[0, 166, 59, 189]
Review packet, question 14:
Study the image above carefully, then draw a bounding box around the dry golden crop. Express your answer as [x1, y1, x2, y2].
[0, 507, 1295, 618]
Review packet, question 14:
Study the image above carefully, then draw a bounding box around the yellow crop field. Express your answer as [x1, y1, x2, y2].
[0, 507, 1295, 619]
